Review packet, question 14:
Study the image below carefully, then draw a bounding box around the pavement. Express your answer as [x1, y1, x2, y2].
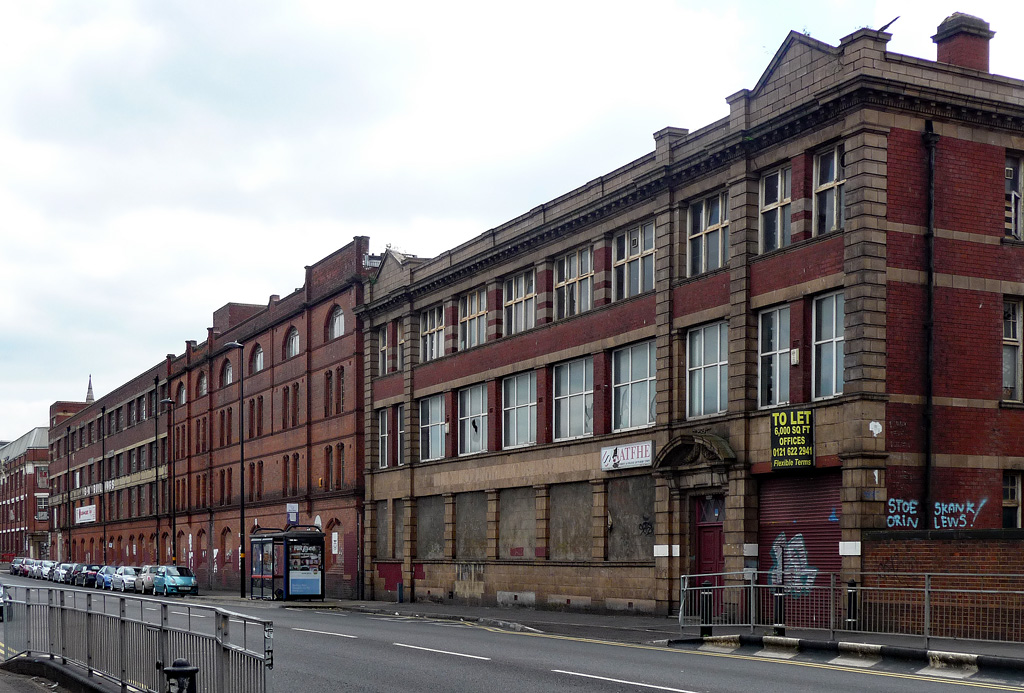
[3, 583, 1024, 689]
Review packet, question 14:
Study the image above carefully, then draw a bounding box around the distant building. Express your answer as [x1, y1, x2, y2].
[48, 238, 372, 597]
[0, 428, 51, 559]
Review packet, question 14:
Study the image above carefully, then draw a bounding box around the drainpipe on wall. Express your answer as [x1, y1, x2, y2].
[922, 121, 939, 531]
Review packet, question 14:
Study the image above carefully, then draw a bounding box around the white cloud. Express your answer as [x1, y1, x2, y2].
[1, 0, 1023, 438]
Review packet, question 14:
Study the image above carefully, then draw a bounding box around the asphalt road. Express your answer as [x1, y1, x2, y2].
[5, 576, 1024, 693]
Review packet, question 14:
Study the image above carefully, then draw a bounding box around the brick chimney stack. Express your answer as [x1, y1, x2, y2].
[932, 13, 994, 72]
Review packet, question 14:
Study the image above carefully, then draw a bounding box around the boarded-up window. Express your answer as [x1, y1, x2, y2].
[608, 475, 655, 560]
[376, 500, 390, 559]
[416, 496, 444, 559]
[498, 487, 536, 559]
[394, 499, 405, 558]
[549, 482, 591, 561]
[455, 492, 487, 560]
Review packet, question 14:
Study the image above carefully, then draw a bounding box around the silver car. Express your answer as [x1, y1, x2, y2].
[134, 565, 158, 594]
[111, 566, 139, 592]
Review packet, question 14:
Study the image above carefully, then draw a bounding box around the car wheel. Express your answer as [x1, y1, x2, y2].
[163, 584, 169, 597]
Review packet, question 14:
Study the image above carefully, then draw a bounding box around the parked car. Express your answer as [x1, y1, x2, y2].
[110, 566, 139, 592]
[134, 565, 158, 594]
[20, 559, 37, 578]
[52, 563, 73, 584]
[96, 566, 117, 590]
[75, 564, 102, 587]
[153, 566, 198, 596]
[9, 558, 24, 575]
[38, 560, 57, 580]
[66, 563, 87, 585]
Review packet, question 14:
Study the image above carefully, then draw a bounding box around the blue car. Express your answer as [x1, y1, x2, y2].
[96, 566, 117, 590]
[153, 566, 198, 596]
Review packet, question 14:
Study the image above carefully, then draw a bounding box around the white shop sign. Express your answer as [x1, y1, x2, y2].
[600, 441, 654, 471]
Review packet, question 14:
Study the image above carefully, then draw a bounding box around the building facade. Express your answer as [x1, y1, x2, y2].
[0, 429, 51, 559]
[358, 14, 1024, 615]
[49, 238, 371, 598]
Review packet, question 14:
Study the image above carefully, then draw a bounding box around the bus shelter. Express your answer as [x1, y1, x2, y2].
[250, 526, 325, 601]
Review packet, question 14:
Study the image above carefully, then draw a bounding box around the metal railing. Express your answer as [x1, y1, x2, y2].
[680, 571, 1024, 645]
[1, 585, 273, 693]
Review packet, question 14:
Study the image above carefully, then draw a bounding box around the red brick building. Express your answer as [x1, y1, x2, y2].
[48, 238, 371, 597]
[357, 13, 1024, 614]
[0, 428, 51, 559]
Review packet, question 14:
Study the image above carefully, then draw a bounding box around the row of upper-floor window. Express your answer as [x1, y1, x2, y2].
[374, 150, 1023, 375]
[375, 292, 850, 466]
[170, 306, 347, 406]
[55, 387, 172, 458]
[54, 440, 165, 494]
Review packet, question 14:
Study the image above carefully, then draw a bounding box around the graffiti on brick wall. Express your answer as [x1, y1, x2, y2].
[768, 532, 817, 596]
[886, 497, 988, 529]
[933, 499, 987, 529]
[887, 498, 920, 528]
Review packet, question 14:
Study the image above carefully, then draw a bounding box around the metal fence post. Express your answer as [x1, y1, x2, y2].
[216, 612, 229, 693]
[118, 597, 127, 693]
[59, 590, 67, 665]
[85, 592, 93, 677]
[845, 579, 858, 630]
[924, 573, 931, 647]
[699, 581, 713, 637]
[773, 583, 786, 636]
[828, 573, 835, 639]
[748, 572, 756, 634]
[47, 589, 55, 659]
[159, 602, 170, 686]
[25, 588, 32, 657]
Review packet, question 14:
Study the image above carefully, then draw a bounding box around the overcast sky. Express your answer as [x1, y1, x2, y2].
[2, 0, 1022, 441]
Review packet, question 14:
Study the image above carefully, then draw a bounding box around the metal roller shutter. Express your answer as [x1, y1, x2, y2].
[759, 471, 842, 587]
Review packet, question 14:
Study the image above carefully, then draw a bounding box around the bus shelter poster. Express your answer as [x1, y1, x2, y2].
[287, 542, 323, 596]
[770, 408, 814, 470]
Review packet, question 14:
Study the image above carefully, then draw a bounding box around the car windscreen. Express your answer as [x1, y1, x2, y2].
[166, 567, 194, 577]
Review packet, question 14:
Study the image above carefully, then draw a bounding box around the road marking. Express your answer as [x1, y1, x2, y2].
[171, 611, 206, 618]
[294, 628, 357, 639]
[553, 670, 698, 693]
[393, 643, 489, 660]
[476, 629, 1022, 691]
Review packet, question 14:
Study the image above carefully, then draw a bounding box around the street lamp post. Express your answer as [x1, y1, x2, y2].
[65, 426, 71, 562]
[224, 341, 247, 599]
[160, 397, 175, 565]
[100, 406, 107, 564]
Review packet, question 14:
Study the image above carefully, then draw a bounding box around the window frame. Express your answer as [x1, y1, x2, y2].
[459, 287, 487, 350]
[688, 191, 730, 277]
[251, 345, 264, 374]
[197, 372, 208, 397]
[221, 359, 233, 387]
[503, 270, 536, 337]
[285, 328, 300, 359]
[555, 246, 594, 320]
[613, 222, 655, 300]
[814, 144, 846, 236]
[458, 384, 488, 456]
[553, 356, 594, 441]
[378, 409, 389, 468]
[687, 322, 729, 418]
[1006, 156, 1022, 240]
[378, 326, 389, 376]
[420, 306, 445, 363]
[1003, 299, 1022, 401]
[760, 166, 792, 253]
[396, 403, 405, 466]
[419, 394, 445, 462]
[813, 291, 846, 399]
[1004, 470, 1022, 529]
[612, 340, 657, 431]
[502, 371, 536, 449]
[758, 305, 791, 408]
[328, 306, 344, 340]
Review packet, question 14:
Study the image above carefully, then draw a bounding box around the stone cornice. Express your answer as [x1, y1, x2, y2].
[360, 74, 1024, 320]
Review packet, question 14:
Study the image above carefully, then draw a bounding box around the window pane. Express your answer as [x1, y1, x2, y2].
[554, 366, 566, 398]
[762, 211, 777, 252]
[816, 344, 833, 397]
[689, 330, 701, 368]
[707, 230, 720, 270]
[690, 237, 702, 276]
[689, 369, 702, 415]
[818, 151, 834, 185]
[570, 360, 586, 393]
[570, 396, 587, 437]
[555, 399, 567, 438]
[1004, 345, 1019, 399]
[631, 343, 648, 381]
[584, 358, 593, 391]
[614, 386, 629, 430]
[642, 254, 654, 292]
[816, 297, 834, 341]
[628, 259, 640, 296]
[580, 278, 591, 312]
[781, 203, 791, 246]
[703, 327, 717, 364]
[719, 363, 728, 411]
[761, 311, 775, 352]
[764, 174, 779, 205]
[719, 323, 728, 361]
[836, 339, 845, 394]
[779, 307, 790, 346]
[761, 355, 774, 405]
[631, 382, 647, 424]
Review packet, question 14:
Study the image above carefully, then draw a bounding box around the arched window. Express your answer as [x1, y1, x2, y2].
[285, 327, 300, 359]
[197, 372, 208, 397]
[221, 359, 233, 386]
[328, 306, 344, 340]
[176, 383, 186, 405]
[251, 344, 264, 374]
